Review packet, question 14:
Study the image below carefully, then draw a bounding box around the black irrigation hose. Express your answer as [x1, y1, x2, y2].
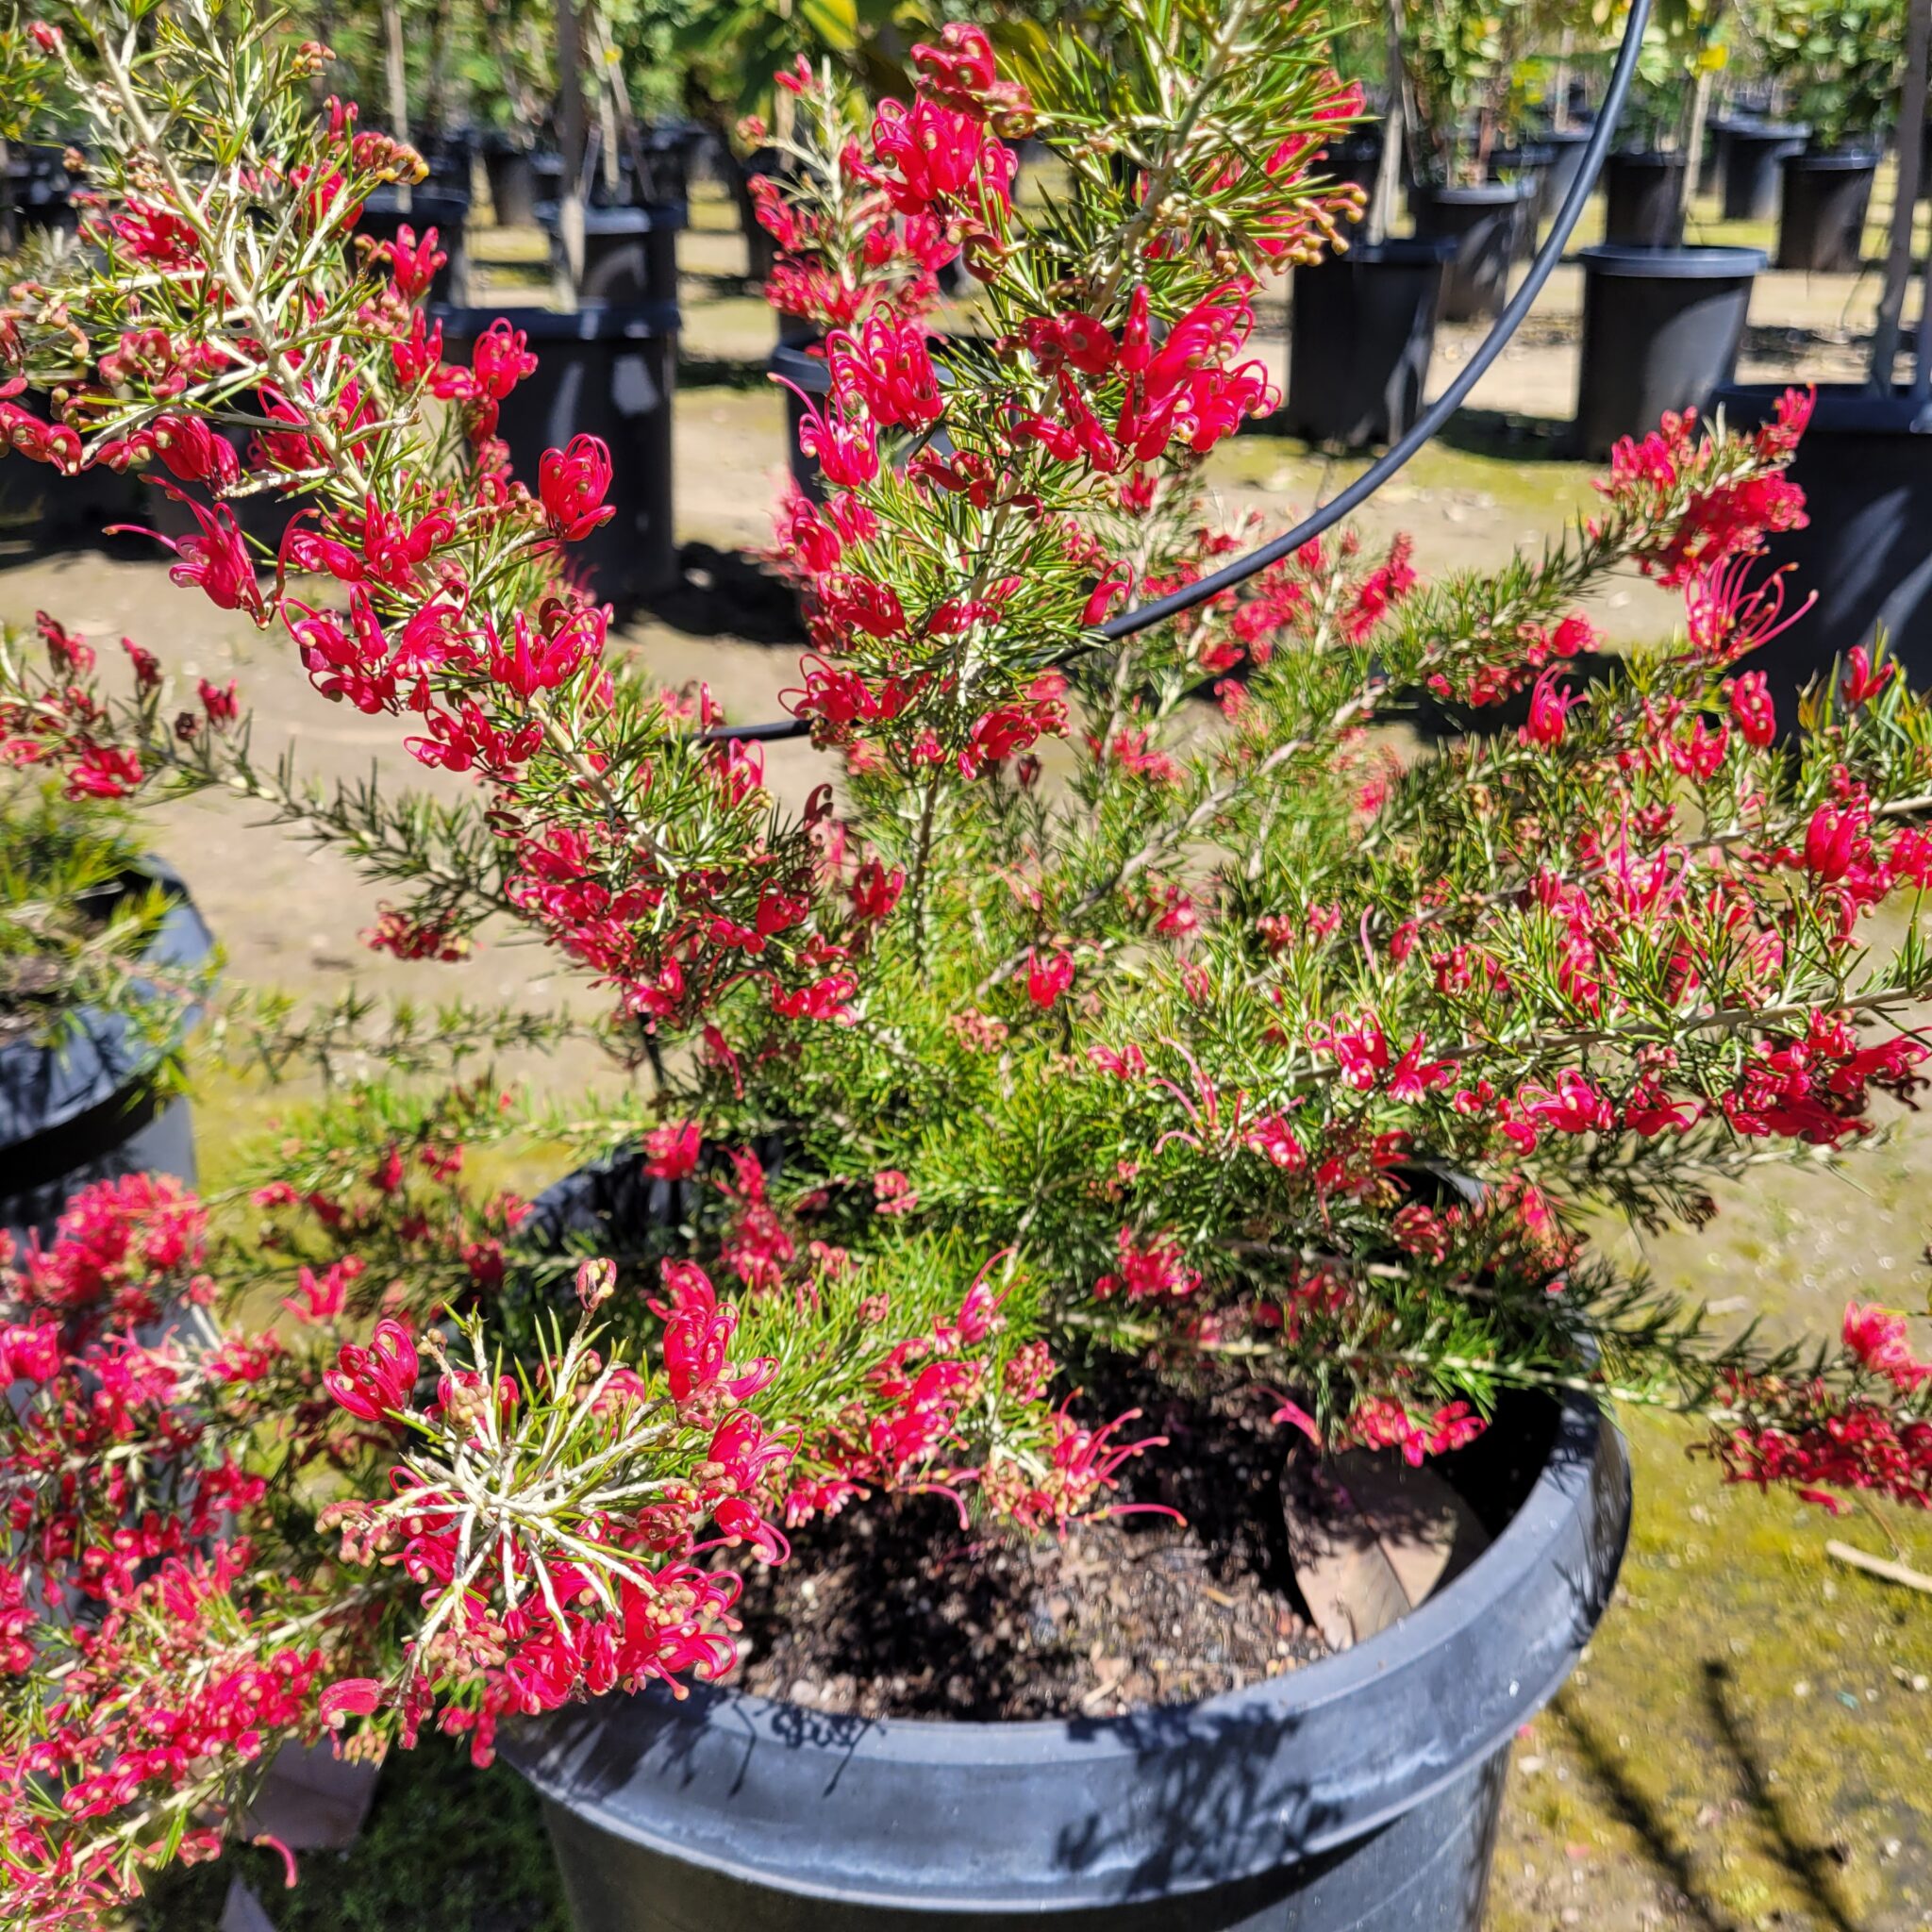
[703, 0, 1655, 747]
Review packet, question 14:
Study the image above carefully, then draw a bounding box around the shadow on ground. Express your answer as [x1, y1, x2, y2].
[642, 541, 804, 647]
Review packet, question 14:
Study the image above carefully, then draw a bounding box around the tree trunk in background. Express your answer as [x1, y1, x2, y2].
[554, 0, 586, 285]
[1678, 66, 1713, 222]
[383, 0, 410, 210]
[579, 10, 637, 199]
[426, 0, 456, 142]
[1369, 0, 1404, 242]
[1872, 0, 1931, 390]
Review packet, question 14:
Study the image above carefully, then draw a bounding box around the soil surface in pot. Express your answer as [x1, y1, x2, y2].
[730, 1381, 1329, 1721]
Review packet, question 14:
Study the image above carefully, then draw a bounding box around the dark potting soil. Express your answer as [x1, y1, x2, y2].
[730, 1381, 1328, 1722]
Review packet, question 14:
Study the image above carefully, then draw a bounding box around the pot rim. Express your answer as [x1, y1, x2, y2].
[359, 186, 472, 220]
[532, 198, 690, 236]
[1783, 147, 1882, 171]
[1579, 242, 1767, 277]
[1716, 379, 1932, 437]
[432, 300, 680, 341]
[1418, 179, 1536, 205]
[1313, 235, 1461, 266]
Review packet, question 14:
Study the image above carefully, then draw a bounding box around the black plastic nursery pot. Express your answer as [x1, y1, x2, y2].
[1534, 127, 1594, 224]
[1319, 127, 1385, 217]
[1602, 150, 1687, 248]
[1283, 237, 1457, 447]
[0, 385, 142, 550]
[437, 304, 680, 605]
[356, 188, 472, 308]
[5, 142, 80, 237]
[417, 127, 478, 198]
[507, 1377, 1630, 1932]
[0, 861, 211, 1241]
[485, 138, 543, 229]
[538, 202, 688, 308]
[629, 124, 710, 208]
[1572, 245, 1764, 461]
[1488, 145, 1552, 260]
[1698, 116, 1751, 199]
[1775, 150, 1877, 273]
[1411, 182, 1531, 323]
[769, 339, 832, 504]
[1721, 122, 1809, 222]
[1711, 383, 1932, 723]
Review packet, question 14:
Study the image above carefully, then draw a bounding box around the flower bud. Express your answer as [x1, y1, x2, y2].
[576, 1257, 618, 1309]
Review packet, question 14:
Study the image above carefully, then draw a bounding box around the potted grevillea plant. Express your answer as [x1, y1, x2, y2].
[0, 754, 213, 1241]
[2, 5, 1932, 1931]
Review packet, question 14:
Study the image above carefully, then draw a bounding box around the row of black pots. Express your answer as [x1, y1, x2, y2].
[1604, 146, 1877, 272]
[1284, 238, 1929, 731]
[1281, 232, 1764, 465]
[505, 1151, 1633, 1931]
[0, 861, 211, 1243]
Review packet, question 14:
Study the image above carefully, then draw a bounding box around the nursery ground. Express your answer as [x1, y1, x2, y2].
[11, 172, 1932, 1930]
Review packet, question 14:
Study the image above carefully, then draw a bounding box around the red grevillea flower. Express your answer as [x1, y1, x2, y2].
[1347, 1397, 1487, 1467]
[1840, 644, 1896, 709]
[320, 1678, 384, 1727]
[1803, 804, 1862, 884]
[324, 1318, 419, 1422]
[63, 742, 146, 800]
[140, 412, 241, 489]
[118, 500, 263, 617]
[850, 858, 905, 922]
[1726, 668, 1776, 746]
[1683, 555, 1813, 666]
[642, 1120, 701, 1181]
[774, 378, 880, 490]
[383, 224, 446, 302]
[1094, 1227, 1201, 1302]
[538, 435, 616, 541]
[1518, 668, 1578, 749]
[1842, 1303, 1930, 1390]
[472, 318, 540, 402]
[1026, 947, 1074, 1008]
[828, 309, 943, 430]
